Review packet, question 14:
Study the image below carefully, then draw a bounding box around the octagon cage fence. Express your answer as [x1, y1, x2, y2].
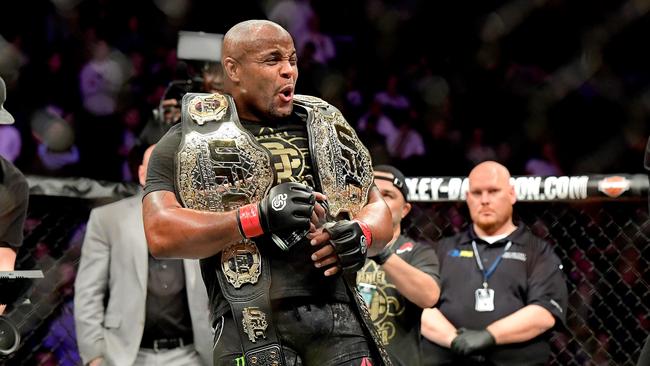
[0, 173, 648, 365]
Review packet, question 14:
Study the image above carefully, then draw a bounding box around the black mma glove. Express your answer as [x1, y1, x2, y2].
[237, 182, 315, 241]
[324, 220, 372, 273]
[450, 328, 496, 356]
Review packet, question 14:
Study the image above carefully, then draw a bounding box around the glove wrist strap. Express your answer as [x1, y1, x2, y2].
[237, 204, 264, 238]
[354, 220, 373, 248]
[370, 248, 392, 265]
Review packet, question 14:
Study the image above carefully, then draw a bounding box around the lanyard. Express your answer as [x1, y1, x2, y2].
[471, 240, 512, 289]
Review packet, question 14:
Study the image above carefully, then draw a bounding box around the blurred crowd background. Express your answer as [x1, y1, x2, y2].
[1, 0, 649, 182]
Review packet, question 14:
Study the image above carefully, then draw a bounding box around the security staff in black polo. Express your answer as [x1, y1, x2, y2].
[420, 161, 568, 366]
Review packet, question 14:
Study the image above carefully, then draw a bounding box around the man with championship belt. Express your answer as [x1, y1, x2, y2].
[143, 19, 393, 366]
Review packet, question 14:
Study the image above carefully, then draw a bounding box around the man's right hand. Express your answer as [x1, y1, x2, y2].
[237, 182, 315, 239]
[450, 328, 496, 355]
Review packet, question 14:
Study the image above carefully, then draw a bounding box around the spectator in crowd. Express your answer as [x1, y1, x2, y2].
[0, 76, 29, 315]
[295, 14, 336, 65]
[74, 144, 212, 366]
[0, 122, 21, 162]
[390, 108, 426, 161]
[420, 118, 470, 176]
[77, 38, 127, 181]
[79, 39, 125, 118]
[524, 141, 563, 176]
[295, 40, 328, 97]
[266, 0, 315, 41]
[29, 110, 80, 177]
[373, 74, 411, 121]
[465, 127, 497, 165]
[421, 160, 568, 365]
[357, 98, 398, 150]
[357, 165, 440, 365]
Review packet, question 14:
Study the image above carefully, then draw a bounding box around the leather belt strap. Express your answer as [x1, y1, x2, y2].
[216, 255, 285, 366]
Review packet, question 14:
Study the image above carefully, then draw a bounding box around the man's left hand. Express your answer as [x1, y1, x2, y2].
[308, 219, 371, 276]
[326, 220, 369, 272]
[450, 328, 496, 356]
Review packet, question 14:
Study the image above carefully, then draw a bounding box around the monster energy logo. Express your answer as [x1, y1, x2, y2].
[235, 355, 245, 366]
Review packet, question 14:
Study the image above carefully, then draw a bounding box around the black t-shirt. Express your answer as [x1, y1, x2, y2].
[422, 225, 568, 365]
[0, 156, 29, 249]
[357, 234, 440, 366]
[145, 113, 349, 321]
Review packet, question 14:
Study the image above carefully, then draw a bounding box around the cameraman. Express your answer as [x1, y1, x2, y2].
[139, 32, 224, 147]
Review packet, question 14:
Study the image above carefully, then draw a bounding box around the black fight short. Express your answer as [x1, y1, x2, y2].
[213, 301, 376, 366]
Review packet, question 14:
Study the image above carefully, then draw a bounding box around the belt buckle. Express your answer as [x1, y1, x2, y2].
[152, 338, 184, 352]
[153, 339, 161, 353]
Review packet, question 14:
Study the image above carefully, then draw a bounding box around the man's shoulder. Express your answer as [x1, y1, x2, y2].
[436, 230, 471, 247]
[509, 225, 552, 251]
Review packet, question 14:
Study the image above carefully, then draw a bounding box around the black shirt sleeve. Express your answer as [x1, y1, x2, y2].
[0, 157, 29, 249]
[408, 240, 441, 287]
[144, 124, 182, 197]
[526, 239, 569, 325]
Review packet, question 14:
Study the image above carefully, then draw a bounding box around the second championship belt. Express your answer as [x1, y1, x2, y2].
[176, 92, 285, 366]
[295, 95, 393, 366]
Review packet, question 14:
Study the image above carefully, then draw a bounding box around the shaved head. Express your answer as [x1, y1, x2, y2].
[468, 161, 512, 187]
[222, 20, 291, 63]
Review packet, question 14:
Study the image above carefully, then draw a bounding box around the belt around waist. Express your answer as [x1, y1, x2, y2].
[141, 336, 193, 351]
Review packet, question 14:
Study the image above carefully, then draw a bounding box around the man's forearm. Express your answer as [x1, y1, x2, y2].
[421, 308, 457, 348]
[355, 187, 392, 256]
[143, 191, 243, 259]
[486, 304, 556, 344]
[383, 255, 439, 308]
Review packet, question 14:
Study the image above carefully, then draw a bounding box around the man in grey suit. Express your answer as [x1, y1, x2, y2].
[74, 144, 212, 366]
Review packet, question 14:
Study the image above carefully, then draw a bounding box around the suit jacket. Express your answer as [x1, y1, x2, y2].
[74, 194, 213, 366]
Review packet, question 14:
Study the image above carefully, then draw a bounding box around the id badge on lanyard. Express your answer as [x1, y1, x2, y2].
[472, 240, 511, 312]
[475, 287, 495, 312]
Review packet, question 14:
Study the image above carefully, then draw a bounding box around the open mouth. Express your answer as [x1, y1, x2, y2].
[278, 85, 294, 102]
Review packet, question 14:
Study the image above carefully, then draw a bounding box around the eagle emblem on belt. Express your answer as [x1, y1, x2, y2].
[221, 240, 262, 288]
[187, 93, 228, 125]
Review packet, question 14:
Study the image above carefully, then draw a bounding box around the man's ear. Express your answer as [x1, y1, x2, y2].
[222, 57, 240, 83]
[401, 201, 412, 219]
[508, 184, 517, 205]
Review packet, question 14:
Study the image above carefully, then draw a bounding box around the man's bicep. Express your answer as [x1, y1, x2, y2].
[144, 126, 180, 195]
[143, 190, 182, 219]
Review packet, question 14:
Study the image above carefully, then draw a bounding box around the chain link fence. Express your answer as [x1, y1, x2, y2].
[1, 177, 648, 365]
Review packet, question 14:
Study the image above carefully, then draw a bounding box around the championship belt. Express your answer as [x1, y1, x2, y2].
[294, 96, 392, 365]
[294, 95, 373, 219]
[176, 92, 285, 366]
